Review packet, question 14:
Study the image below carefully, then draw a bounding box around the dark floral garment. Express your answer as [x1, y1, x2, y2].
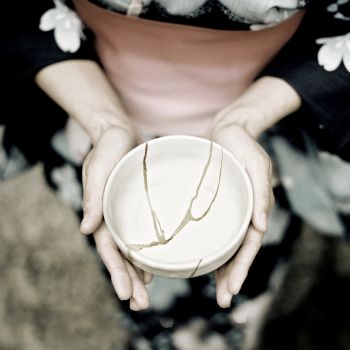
[1, 1, 350, 349]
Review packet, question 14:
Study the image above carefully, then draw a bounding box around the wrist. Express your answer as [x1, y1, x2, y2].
[212, 104, 266, 139]
[212, 77, 302, 139]
[85, 110, 139, 145]
[35, 60, 139, 144]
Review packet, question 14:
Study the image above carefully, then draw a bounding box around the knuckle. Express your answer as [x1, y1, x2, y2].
[255, 190, 270, 209]
[84, 190, 102, 207]
[244, 237, 262, 251]
[83, 196, 93, 210]
[235, 257, 250, 271]
[110, 265, 126, 276]
[96, 242, 112, 259]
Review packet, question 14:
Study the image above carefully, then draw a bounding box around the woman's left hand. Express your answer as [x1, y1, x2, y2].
[208, 106, 276, 308]
[208, 77, 301, 308]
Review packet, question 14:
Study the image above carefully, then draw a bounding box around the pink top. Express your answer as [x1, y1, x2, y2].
[74, 0, 304, 136]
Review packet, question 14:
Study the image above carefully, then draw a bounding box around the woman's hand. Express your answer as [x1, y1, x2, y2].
[36, 60, 153, 310]
[93, 222, 153, 310]
[209, 77, 302, 308]
[80, 124, 153, 311]
[210, 120, 274, 308]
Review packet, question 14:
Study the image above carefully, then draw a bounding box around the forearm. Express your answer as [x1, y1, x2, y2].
[35, 59, 134, 143]
[213, 76, 302, 139]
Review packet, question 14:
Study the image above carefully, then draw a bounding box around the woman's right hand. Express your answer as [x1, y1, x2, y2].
[35, 60, 153, 310]
[80, 125, 153, 311]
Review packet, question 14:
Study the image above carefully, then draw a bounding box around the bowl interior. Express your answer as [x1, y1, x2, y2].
[104, 136, 252, 272]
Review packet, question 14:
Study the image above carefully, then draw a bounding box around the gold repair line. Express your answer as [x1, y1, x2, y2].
[189, 259, 203, 278]
[143, 142, 166, 243]
[170, 143, 223, 240]
[191, 142, 214, 203]
[127, 240, 164, 251]
[192, 146, 223, 221]
[171, 141, 214, 236]
[129, 142, 224, 251]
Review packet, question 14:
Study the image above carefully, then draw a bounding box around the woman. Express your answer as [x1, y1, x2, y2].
[3, 0, 350, 348]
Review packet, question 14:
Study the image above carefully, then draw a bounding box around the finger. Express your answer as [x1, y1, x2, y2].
[213, 125, 273, 232]
[125, 261, 150, 311]
[82, 150, 92, 194]
[129, 298, 138, 311]
[143, 271, 154, 285]
[227, 226, 263, 295]
[80, 128, 134, 234]
[81, 152, 92, 231]
[246, 150, 273, 232]
[215, 267, 233, 308]
[94, 224, 132, 300]
[134, 266, 153, 285]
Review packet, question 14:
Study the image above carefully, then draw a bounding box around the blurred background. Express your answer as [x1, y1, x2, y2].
[1, 141, 350, 350]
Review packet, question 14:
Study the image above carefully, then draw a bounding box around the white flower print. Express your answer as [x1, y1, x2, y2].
[127, 0, 144, 16]
[327, 0, 350, 21]
[39, 0, 84, 53]
[104, 0, 300, 24]
[316, 33, 350, 73]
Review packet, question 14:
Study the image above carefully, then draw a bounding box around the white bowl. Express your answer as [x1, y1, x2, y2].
[103, 135, 253, 278]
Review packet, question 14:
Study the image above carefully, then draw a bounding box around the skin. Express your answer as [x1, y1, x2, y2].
[36, 60, 301, 311]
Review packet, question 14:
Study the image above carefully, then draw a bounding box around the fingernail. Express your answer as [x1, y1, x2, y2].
[116, 287, 130, 301]
[221, 292, 232, 308]
[229, 280, 242, 295]
[130, 298, 137, 311]
[230, 284, 241, 296]
[229, 271, 247, 295]
[80, 214, 90, 233]
[112, 275, 132, 301]
[259, 212, 268, 231]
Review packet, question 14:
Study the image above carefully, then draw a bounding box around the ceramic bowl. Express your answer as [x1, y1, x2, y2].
[103, 135, 253, 278]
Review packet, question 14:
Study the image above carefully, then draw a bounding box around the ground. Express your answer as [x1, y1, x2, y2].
[0, 166, 127, 350]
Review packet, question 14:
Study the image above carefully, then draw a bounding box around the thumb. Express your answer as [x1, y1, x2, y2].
[80, 128, 135, 234]
[246, 155, 272, 233]
[80, 147, 105, 234]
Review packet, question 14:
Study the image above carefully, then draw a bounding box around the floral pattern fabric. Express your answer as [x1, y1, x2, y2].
[39, 0, 85, 53]
[39, 0, 350, 76]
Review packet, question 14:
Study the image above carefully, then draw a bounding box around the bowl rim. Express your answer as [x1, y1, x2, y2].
[103, 135, 253, 273]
